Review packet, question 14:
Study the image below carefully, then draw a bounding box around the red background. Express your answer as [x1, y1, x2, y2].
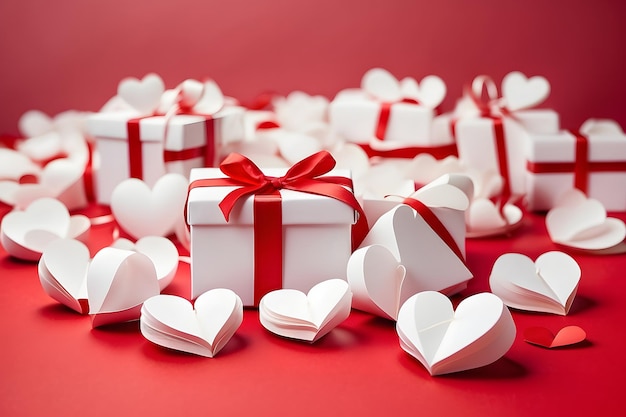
[1, 0, 626, 134]
[1, 1, 626, 416]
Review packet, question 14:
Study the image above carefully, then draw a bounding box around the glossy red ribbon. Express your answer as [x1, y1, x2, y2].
[358, 143, 458, 160]
[401, 197, 467, 268]
[186, 150, 368, 305]
[374, 98, 419, 141]
[526, 131, 626, 195]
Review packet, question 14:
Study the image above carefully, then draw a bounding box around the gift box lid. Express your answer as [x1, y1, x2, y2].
[526, 130, 626, 163]
[187, 167, 357, 226]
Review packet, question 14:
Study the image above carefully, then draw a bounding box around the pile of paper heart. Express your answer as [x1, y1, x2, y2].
[38, 236, 178, 325]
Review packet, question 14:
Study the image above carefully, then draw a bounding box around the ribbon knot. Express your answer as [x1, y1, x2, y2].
[268, 176, 284, 189]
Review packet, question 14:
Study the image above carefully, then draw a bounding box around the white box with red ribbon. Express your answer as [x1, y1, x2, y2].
[328, 68, 456, 160]
[454, 72, 560, 202]
[86, 74, 245, 204]
[186, 151, 365, 306]
[525, 119, 626, 211]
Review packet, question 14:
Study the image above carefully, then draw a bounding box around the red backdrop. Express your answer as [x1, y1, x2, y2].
[1, 0, 625, 135]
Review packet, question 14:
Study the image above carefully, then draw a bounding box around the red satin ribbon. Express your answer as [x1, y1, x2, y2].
[401, 197, 467, 268]
[126, 118, 145, 179]
[186, 151, 368, 305]
[490, 116, 511, 206]
[526, 131, 626, 195]
[358, 143, 458, 160]
[374, 98, 419, 141]
[83, 140, 95, 202]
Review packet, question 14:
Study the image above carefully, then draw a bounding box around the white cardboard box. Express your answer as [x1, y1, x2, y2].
[87, 107, 244, 204]
[525, 129, 626, 211]
[187, 167, 357, 306]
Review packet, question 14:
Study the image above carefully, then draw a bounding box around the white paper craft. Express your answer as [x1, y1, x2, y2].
[140, 289, 243, 357]
[455, 72, 559, 198]
[525, 119, 626, 212]
[110, 173, 189, 239]
[38, 238, 91, 314]
[88, 247, 160, 328]
[396, 291, 516, 376]
[0, 148, 41, 181]
[545, 189, 626, 252]
[489, 251, 581, 315]
[349, 184, 473, 319]
[259, 279, 352, 343]
[329, 68, 449, 150]
[112, 236, 179, 290]
[0, 197, 90, 261]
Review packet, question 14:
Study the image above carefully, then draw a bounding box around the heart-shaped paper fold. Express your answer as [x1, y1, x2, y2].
[112, 236, 179, 291]
[396, 291, 516, 375]
[0, 197, 90, 261]
[117, 73, 165, 115]
[158, 78, 225, 116]
[466, 198, 523, 238]
[361, 68, 446, 108]
[489, 251, 580, 315]
[273, 91, 329, 132]
[259, 279, 352, 343]
[524, 326, 586, 348]
[403, 154, 465, 188]
[0, 148, 41, 181]
[546, 189, 626, 250]
[110, 173, 189, 239]
[501, 71, 550, 112]
[140, 289, 243, 357]
[87, 247, 160, 328]
[38, 238, 91, 314]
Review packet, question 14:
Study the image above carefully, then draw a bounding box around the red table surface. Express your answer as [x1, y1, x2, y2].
[1, 206, 625, 417]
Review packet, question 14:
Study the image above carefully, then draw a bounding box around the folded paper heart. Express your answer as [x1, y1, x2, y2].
[111, 237, 179, 291]
[403, 154, 465, 188]
[0, 148, 41, 181]
[259, 279, 352, 343]
[0, 197, 90, 261]
[466, 198, 523, 238]
[117, 73, 165, 115]
[110, 173, 189, 239]
[546, 189, 626, 251]
[524, 326, 586, 348]
[501, 71, 550, 112]
[489, 251, 580, 315]
[273, 91, 329, 132]
[140, 289, 243, 357]
[157, 78, 225, 116]
[361, 68, 446, 108]
[396, 291, 516, 376]
[38, 238, 91, 314]
[88, 247, 160, 328]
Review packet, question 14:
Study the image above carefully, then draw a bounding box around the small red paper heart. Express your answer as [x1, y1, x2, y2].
[524, 326, 586, 348]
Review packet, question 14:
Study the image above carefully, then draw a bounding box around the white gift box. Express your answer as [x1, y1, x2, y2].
[187, 167, 357, 306]
[455, 109, 559, 198]
[87, 107, 244, 204]
[525, 121, 626, 211]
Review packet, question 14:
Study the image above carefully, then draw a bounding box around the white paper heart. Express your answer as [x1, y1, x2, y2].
[466, 198, 523, 238]
[140, 289, 243, 357]
[489, 251, 581, 315]
[501, 71, 550, 112]
[18, 110, 55, 138]
[192, 80, 225, 115]
[396, 291, 516, 375]
[273, 91, 329, 132]
[110, 173, 189, 239]
[112, 236, 179, 290]
[402, 75, 446, 108]
[117, 73, 165, 115]
[259, 279, 352, 342]
[1, 197, 90, 261]
[273, 131, 324, 165]
[360, 204, 472, 298]
[403, 154, 465, 187]
[87, 247, 160, 328]
[0, 148, 41, 181]
[546, 189, 626, 250]
[361, 68, 403, 102]
[38, 238, 91, 313]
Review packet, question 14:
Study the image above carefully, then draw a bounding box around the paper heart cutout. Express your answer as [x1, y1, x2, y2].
[117, 73, 165, 115]
[87, 247, 160, 328]
[396, 291, 516, 375]
[259, 279, 352, 342]
[140, 289, 243, 357]
[546, 189, 626, 250]
[404, 154, 465, 187]
[501, 71, 550, 112]
[466, 198, 523, 238]
[18, 110, 55, 138]
[273, 91, 329, 132]
[0, 148, 41, 181]
[110, 173, 189, 239]
[1, 198, 90, 261]
[330, 142, 371, 180]
[112, 236, 179, 291]
[362, 68, 403, 102]
[360, 205, 472, 297]
[272, 131, 324, 165]
[160, 79, 225, 115]
[401, 75, 446, 108]
[0, 181, 20, 206]
[38, 238, 91, 314]
[524, 326, 586, 348]
[489, 251, 580, 315]
[347, 244, 408, 320]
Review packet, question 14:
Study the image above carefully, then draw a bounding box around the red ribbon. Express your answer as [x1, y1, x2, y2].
[401, 197, 467, 268]
[526, 131, 626, 195]
[358, 143, 458, 160]
[374, 98, 420, 141]
[83, 140, 95, 202]
[186, 151, 368, 305]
